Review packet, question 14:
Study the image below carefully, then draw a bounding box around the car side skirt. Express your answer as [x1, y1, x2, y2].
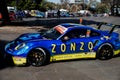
[12, 50, 120, 65]
[50, 52, 96, 62]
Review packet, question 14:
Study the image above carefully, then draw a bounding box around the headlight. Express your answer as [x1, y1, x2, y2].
[15, 43, 26, 50]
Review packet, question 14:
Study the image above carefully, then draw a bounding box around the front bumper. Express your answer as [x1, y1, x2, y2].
[4, 53, 27, 66]
[12, 56, 27, 66]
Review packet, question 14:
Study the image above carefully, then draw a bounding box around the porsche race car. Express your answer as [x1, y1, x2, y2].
[5, 23, 120, 66]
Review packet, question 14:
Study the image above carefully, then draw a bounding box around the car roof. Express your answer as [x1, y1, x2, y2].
[60, 23, 95, 30]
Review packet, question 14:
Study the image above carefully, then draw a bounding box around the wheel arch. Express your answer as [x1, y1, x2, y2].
[28, 46, 50, 56]
[27, 46, 51, 63]
[96, 42, 114, 58]
[98, 43, 114, 50]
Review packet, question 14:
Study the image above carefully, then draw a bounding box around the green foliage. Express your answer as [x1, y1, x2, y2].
[6, 0, 57, 11]
[96, 3, 109, 13]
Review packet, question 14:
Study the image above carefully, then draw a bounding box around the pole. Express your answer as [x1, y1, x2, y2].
[83, 0, 85, 10]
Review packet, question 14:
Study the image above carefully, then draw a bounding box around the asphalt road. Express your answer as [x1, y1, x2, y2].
[0, 17, 120, 80]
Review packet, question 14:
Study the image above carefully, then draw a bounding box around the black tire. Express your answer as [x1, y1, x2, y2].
[98, 44, 113, 60]
[27, 48, 47, 67]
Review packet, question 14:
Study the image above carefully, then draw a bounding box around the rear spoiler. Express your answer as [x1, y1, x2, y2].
[97, 22, 120, 34]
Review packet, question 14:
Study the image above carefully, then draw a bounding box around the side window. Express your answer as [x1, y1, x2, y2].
[62, 29, 87, 39]
[90, 30, 100, 37]
[64, 29, 79, 38]
[79, 29, 87, 38]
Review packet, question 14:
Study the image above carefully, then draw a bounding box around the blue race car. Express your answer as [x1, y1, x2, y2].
[5, 23, 120, 66]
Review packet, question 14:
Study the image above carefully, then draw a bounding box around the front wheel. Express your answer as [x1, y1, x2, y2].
[27, 48, 47, 67]
[98, 44, 114, 60]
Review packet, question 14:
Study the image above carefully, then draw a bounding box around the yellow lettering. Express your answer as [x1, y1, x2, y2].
[88, 42, 93, 51]
[61, 43, 66, 52]
[70, 43, 76, 51]
[80, 42, 84, 50]
[52, 44, 56, 53]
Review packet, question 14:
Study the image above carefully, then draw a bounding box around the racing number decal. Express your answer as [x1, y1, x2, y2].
[61, 44, 66, 52]
[88, 42, 93, 51]
[52, 44, 56, 53]
[80, 42, 84, 50]
[70, 43, 76, 51]
[51, 42, 93, 53]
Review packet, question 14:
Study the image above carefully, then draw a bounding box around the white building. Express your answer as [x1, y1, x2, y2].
[69, 0, 83, 4]
[69, 0, 101, 4]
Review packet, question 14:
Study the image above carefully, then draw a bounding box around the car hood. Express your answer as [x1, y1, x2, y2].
[15, 33, 43, 43]
[5, 33, 43, 51]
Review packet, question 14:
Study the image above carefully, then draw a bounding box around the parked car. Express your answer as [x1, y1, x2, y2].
[5, 23, 120, 66]
[30, 10, 44, 18]
[35, 11, 44, 18]
[60, 12, 69, 17]
[9, 11, 16, 21]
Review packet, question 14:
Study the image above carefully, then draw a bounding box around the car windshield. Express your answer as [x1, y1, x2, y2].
[42, 28, 62, 39]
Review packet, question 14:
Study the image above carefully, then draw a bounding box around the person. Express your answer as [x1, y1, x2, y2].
[57, 10, 60, 18]
[45, 11, 48, 18]
[86, 30, 91, 37]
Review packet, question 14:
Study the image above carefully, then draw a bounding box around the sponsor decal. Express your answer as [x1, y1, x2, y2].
[54, 25, 68, 34]
[50, 52, 96, 61]
[52, 42, 94, 53]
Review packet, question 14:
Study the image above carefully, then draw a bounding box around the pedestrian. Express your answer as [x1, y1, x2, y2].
[57, 10, 60, 18]
[45, 11, 48, 18]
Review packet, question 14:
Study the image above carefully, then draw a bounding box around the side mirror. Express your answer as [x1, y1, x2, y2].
[61, 36, 70, 42]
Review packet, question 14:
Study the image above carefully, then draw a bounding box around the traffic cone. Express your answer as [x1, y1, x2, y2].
[80, 18, 83, 24]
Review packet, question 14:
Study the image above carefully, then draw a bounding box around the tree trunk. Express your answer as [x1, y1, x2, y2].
[0, 0, 10, 23]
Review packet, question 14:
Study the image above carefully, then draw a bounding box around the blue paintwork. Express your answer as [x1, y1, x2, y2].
[5, 23, 120, 59]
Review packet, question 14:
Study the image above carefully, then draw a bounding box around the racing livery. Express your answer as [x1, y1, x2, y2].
[5, 23, 120, 66]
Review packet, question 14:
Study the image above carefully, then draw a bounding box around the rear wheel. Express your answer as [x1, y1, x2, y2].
[27, 48, 47, 67]
[98, 44, 113, 60]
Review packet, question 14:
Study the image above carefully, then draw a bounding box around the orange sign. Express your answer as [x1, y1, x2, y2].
[55, 25, 68, 34]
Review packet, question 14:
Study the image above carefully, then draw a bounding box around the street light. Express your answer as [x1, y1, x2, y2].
[83, 0, 85, 10]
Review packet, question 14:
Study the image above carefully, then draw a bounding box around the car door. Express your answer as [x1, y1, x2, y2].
[51, 28, 89, 54]
[50, 28, 101, 54]
[58, 28, 101, 53]
[50, 28, 101, 60]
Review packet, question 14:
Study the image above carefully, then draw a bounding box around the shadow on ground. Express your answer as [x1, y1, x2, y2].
[0, 40, 14, 69]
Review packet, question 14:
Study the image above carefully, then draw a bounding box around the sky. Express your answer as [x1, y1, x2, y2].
[47, 0, 60, 4]
[47, 0, 101, 4]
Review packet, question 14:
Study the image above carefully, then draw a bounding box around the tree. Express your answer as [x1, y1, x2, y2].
[0, 0, 10, 23]
[101, 0, 120, 16]
[60, 0, 69, 9]
[70, 4, 78, 12]
[6, 0, 57, 11]
[96, 3, 109, 13]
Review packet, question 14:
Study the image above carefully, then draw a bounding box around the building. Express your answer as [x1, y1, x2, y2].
[75, 0, 83, 4]
[69, 0, 85, 4]
[69, 0, 100, 4]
